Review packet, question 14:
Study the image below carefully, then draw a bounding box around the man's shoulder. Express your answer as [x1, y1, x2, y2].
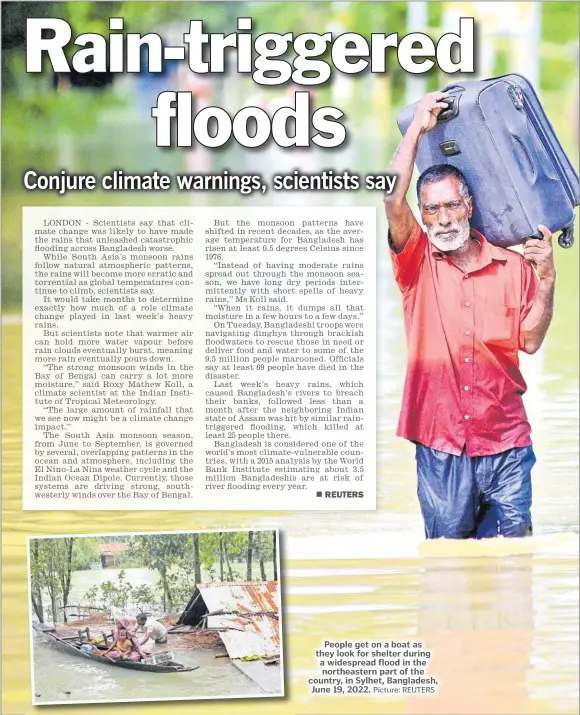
[497, 245, 524, 260]
[490, 243, 528, 269]
[472, 229, 527, 267]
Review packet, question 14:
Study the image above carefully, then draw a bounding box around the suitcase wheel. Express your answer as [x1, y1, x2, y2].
[558, 225, 574, 249]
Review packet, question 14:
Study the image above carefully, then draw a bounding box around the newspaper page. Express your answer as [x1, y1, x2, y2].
[2, 2, 579, 715]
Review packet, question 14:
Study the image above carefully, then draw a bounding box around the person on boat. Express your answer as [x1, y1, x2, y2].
[111, 629, 134, 660]
[135, 613, 168, 653]
[102, 618, 147, 662]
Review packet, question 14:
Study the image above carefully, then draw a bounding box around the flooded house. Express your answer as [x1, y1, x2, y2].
[176, 581, 282, 693]
[98, 542, 128, 568]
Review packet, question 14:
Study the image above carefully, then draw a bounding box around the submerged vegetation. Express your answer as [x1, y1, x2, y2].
[29, 531, 277, 624]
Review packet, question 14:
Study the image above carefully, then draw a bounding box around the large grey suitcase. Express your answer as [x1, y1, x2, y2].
[397, 74, 579, 248]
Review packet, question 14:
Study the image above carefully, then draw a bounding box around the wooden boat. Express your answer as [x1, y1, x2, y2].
[33, 624, 199, 673]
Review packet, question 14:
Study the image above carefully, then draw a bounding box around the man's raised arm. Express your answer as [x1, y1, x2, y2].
[384, 92, 449, 253]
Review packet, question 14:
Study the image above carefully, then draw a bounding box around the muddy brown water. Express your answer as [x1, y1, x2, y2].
[3, 96, 578, 713]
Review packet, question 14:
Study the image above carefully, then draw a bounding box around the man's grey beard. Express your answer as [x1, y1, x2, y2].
[426, 218, 470, 252]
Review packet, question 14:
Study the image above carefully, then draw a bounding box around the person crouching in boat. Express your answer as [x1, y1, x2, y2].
[102, 619, 147, 662]
[135, 613, 168, 654]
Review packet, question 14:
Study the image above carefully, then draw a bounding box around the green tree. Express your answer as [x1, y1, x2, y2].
[193, 533, 202, 585]
[84, 585, 99, 608]
[72, 537, 100, 570]
[196, 531, 223, 581]
[221, 531, 251, 580]
[28, 538, 76, 624]
[246, 531, 254, 580]
[29, 539, 45, 623]
[540, 2, 580, 92]
[165, 566, 197, 609]
[85, 570, 134, 611]
[128, 534, 188, 611]
[272, 531, 278, 581]
[255, 532, 267, 581]
[58, 537, 75, 622]
[132, 585, 158, 613]
[43, 541, 61, 624]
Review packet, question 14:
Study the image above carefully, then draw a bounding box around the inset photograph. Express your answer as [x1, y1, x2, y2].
[28, 529, 283, 705]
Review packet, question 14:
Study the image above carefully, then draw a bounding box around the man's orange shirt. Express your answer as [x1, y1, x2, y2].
[390, 219, 539, 457]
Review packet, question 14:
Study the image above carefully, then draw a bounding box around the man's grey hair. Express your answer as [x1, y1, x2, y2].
[416, 164, 471, 207]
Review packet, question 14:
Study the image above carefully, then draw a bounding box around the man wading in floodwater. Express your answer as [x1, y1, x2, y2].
[384, 91, 556, 539]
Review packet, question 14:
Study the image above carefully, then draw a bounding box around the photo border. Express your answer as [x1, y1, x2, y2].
[26, 527, 285, 706]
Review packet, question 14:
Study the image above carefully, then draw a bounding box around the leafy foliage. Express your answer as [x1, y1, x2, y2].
[31, 532, 277, 621]
[29, 537, 76, 624]
[72, 537, 100, 570]
[542, 2, 579, 45]
[83, 570, 158, 612]
[131, 585, 159, 613]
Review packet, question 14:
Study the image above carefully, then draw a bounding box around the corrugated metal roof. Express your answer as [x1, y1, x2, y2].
[197, 581, 280, 660]
[207, 614, 279, 659]
[97, 543, 128, 554]
[197, 581, 279, 614]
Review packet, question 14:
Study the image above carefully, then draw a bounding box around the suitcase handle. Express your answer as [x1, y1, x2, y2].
[437, 95, 460, 123]
[441, 83, 466, 93]
[437, 85, 464, 123]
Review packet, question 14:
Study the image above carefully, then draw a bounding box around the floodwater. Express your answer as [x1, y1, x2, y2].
[3, 81, 579, 714]
[4, 263, 579, 712]
[32, 637, 264, 705]
[68, 567, 158, 605]
[60, 563, 275, 607]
